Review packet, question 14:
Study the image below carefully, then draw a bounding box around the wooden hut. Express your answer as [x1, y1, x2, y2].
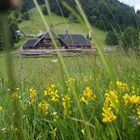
[22, 32, 93, 50]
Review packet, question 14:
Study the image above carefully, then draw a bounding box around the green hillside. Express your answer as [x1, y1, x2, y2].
[19, 8, 108, 48]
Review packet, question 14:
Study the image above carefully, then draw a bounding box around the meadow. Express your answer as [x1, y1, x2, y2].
[0, 51, 140, 139]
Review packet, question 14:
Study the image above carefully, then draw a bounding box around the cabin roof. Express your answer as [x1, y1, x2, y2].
[23, 38, 39, 48]
[22, 33, 92, 49]
[59, 34, 91, 46]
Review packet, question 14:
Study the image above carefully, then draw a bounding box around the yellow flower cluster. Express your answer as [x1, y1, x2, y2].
[130, 95, 140, 104]
[116, 81, 129, 92]
[38, 100, 49, 116]
[123, 93, 140, 125]
[104, 90, 119, 108]
[137, 108, 140, 117]
[102, 107, 117, 123]
[44, 84, 59, 102]
[137, 106, 140, 125]
[137, 106, 140, 123]
[29, 87, 37, 101]
[13, 127, 20, 135]
[81, 87, 96, 103]
[123, 94, 130, 105]
[66, 78, 76, 86]
[102, 90, 118, 123]
[62, 95, 72, 116]
[11, 92, 19, 100]
[123, 94, 140, 105]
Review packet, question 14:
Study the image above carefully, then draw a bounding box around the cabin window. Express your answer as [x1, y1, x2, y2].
[41, 39, 53, 49]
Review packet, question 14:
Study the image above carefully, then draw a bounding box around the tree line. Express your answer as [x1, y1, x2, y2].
[19, 0, 140, 30]
[49, 0, 140, 31]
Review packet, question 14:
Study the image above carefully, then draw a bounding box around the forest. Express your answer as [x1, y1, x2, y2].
[20, 0, 140, 31]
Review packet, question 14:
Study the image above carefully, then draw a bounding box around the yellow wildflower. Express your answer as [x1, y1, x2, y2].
[66, 78, 76, 86]
[103, 97, 110, 108]
[116, 81, 129, 92]
[50, 90, 59, 102]
[105, 90, 119, 108]
[44, 84, 55, 96]
[81, 87, 96, 103]
[0, 106, 3, 112]
[38, 101, 49, 115]
[44, 84, 59, 102]
[137, 107, 140, 119]
[38, 101, 49, 111]
[136, 107, 140, 125]
[129, 95, 140, 104]
[80, 96, 87, 104]
[29, 87, 37, 101]
[62, 95, 72, 116]
[102, 107, 117, 123]
[123, 94, 130, 105]
[81, 128, 85, 135]
[13, 127, 20, 134]
[11, 92, 19, 100]
[123, 94, 140, 105]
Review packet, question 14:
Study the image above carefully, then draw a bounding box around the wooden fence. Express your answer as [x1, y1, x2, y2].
[17, 48, 97, 57]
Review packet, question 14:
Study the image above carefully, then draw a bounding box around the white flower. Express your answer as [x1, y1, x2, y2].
[51, 59, 58, 63]
[7, 88, 10, 92]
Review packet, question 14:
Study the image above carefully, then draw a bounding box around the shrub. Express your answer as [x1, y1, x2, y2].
[120, 26, 140, 50]
[21, 12, 30, 21]
[41, 5, 48, 15]
[68, 14, 79, 23]
[0, 16, 19, 50]
[105, 31, 119, 45]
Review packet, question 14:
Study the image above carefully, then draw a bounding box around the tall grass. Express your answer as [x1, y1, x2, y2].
[0, 0, 140, 139]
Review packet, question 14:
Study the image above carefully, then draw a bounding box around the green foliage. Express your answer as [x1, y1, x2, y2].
[20, 0, 139, 31]
[13, 10, 20, 19]
[21, 0, 44, 13]
[0, 15, 3, 50]
[21, 12, 30, 21]
[48, 0, 137, 31]
[136, 10, 140, 30]
[0, 15, 19, 50]
[41, 5, 48, 15]
[0, 34, 2, 50]
[9, 17, 19, 44]
[120, 27, 140, 50]
[68, 13, 79, 23]
[105, 31, 119, 45]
